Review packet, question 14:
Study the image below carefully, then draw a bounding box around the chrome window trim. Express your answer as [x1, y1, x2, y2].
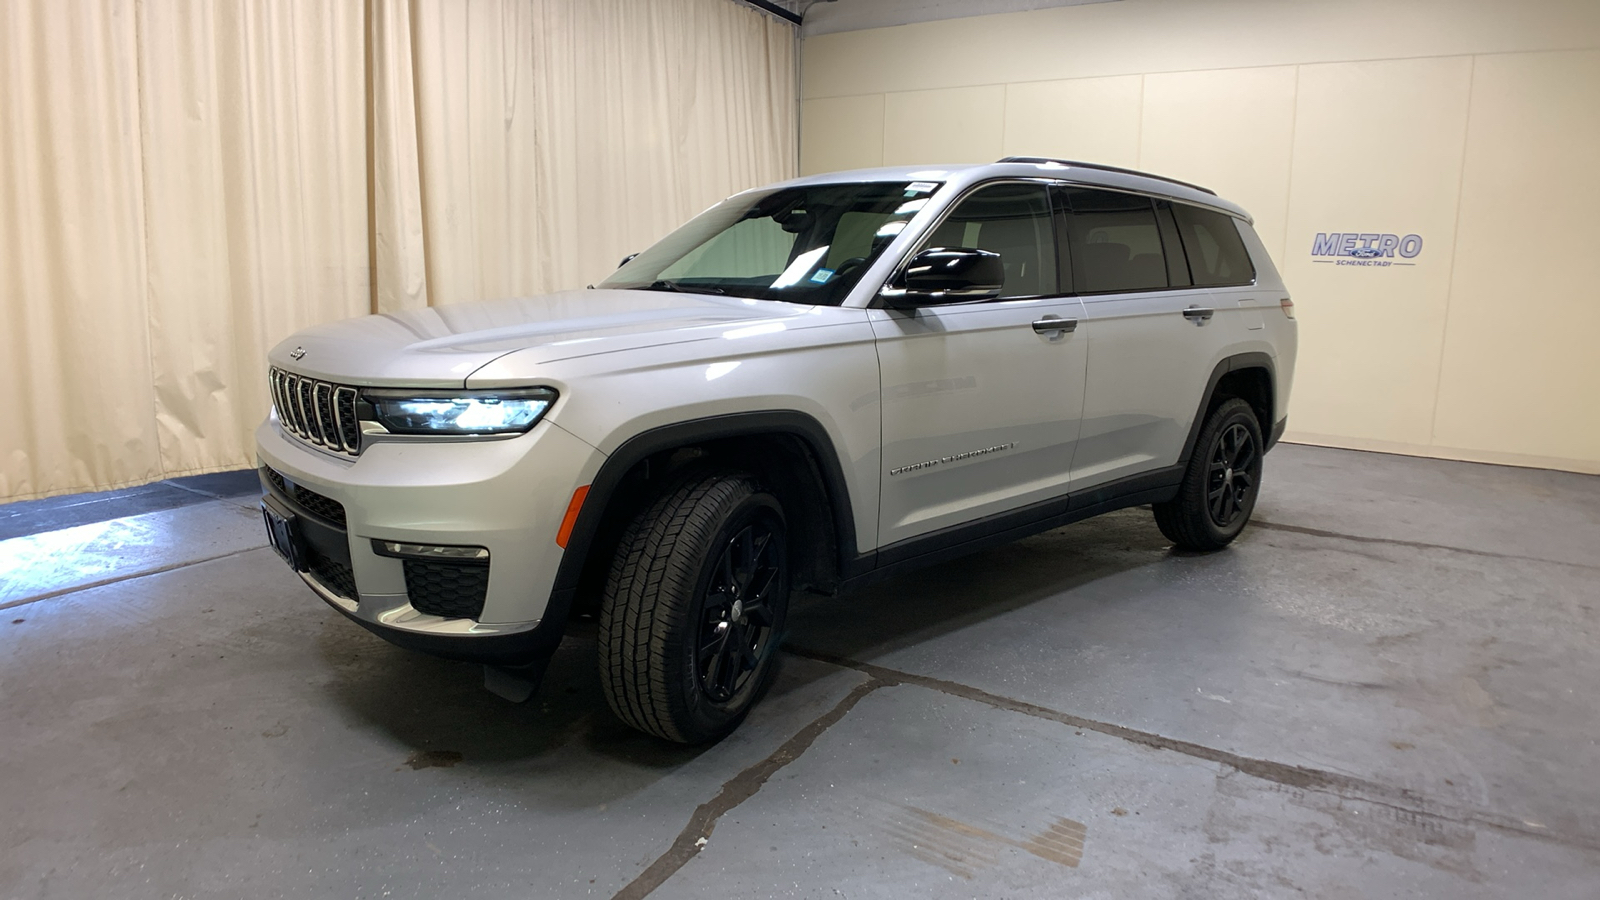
[875, 177, 1260, 304]
[1053, 181, 1259, 291]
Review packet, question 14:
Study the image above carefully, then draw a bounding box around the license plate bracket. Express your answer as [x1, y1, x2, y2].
[261, 494, 308, 572]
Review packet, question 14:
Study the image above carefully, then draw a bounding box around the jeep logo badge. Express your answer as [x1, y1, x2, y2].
[289, 346, 306, 360]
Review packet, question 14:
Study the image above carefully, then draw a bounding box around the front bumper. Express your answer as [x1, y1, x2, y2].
[255, 415, 603, 663]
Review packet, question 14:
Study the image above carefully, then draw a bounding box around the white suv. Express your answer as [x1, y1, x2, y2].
[257, 158, 1297, 743]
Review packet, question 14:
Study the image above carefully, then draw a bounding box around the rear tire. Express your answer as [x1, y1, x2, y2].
[598, 469, 789, 744]
[1154, 397, 1264, 551]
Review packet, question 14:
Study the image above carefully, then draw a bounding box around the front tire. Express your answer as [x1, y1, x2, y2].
[1153, 397, 1264, 551]
[598, 470, 789, 744]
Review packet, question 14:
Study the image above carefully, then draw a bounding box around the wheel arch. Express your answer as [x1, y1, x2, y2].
[549, 411, 859, 617]
[1179, 352, 1278, 468]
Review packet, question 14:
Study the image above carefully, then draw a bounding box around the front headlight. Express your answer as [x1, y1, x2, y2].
[362, 387, 557, 436]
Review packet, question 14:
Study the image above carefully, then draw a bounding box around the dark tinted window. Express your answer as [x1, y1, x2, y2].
[918, 183, 1057, 299]
[1062, 188, 1168, 294]
[1172, 204, 1255, 286]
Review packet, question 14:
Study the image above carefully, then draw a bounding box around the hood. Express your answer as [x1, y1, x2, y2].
[267, 289, 820, 386]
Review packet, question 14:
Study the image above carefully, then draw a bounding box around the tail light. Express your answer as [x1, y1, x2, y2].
[1280, 297, 1295, 319]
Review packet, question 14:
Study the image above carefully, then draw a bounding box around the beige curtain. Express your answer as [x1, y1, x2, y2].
[0, 0, 796, 503]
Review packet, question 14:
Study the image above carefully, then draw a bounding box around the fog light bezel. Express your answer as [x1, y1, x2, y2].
[372, 539, 491, 565]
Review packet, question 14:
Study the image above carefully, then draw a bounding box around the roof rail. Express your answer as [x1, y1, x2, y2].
[997, 157, 1217, 196]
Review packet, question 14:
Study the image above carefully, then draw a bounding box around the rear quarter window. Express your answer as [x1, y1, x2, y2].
[1172, 204, 1255, 287]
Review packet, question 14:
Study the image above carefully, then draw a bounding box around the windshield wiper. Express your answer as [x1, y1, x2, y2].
[635, 279, 725, 295]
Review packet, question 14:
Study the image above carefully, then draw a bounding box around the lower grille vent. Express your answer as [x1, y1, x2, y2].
[309, 556, 359, 601]
[262, 466, 347, 527]
[404, 560, 490, 620]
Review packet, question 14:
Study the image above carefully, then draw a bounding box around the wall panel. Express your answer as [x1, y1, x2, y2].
[800, 93, 885, 174]
[883, 85, 1005, 166]
[1431, 49, 1600, 465]
[1138, 66, 1296, 263]
[1281, 56, 1472, 448]
[803, 0, 1600, 99]
[1001, 75, 1143, 168]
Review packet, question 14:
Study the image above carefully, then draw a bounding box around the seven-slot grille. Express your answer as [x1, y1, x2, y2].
[269, 367, 361, 455]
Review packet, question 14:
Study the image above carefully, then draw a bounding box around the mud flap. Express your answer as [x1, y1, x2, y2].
[483, 657, 551, 703]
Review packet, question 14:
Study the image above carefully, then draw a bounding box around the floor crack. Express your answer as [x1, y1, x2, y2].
[787, 647, 1600, 855]
[611, 676, 888, 900]
[1251, 519, 1598, 571]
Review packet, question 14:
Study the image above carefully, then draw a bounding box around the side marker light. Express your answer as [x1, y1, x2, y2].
[556, 485, 590, 548]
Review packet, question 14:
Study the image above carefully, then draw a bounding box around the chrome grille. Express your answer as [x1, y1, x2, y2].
[270, 367, 361, 455]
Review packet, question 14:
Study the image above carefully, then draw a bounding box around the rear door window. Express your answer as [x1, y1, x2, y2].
[1171, 204, 1255, 286]
[1060, 188, 1169, 294]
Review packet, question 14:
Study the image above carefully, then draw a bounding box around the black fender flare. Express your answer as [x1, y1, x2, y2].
[1178, 352, 1278, 467]
[548, 410, 861, 608]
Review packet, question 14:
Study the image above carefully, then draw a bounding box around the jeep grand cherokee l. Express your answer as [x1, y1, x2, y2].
[258, 157, 1297, 743]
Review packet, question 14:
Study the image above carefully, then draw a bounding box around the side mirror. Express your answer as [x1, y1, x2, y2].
[618, 252, 639, 268]
[882, 247, 1004, 307]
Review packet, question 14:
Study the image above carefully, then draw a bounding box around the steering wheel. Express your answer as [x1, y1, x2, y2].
[831, 256, 869, 279]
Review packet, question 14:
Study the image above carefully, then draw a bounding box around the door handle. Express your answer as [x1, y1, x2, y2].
[1031, 317, 1078, 335]
[1182, 306, 1214, 323]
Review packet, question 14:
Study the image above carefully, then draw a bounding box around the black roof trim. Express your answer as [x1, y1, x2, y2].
[996, 157, 1218, 196]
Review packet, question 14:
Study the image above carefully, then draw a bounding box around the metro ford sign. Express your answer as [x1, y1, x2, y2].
[1311, 232, 1423, 267]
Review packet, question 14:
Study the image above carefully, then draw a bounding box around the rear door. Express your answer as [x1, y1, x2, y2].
[1062, 187, 1240, 491]
[870, 181, 1088, 547]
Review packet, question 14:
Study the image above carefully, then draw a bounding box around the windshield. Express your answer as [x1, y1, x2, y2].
[598, 181, 940, 305]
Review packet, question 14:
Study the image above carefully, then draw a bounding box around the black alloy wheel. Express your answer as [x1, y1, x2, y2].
[697, 520, 783, 702]
[1206, 421, 1258, 528]
[1153, 396, 1264, 551]
[598, 469, 790, 744]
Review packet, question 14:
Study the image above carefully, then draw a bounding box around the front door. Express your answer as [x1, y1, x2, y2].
[870, 181, 1088, 548]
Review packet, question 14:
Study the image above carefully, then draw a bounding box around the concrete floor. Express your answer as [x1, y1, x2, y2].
[2, 444, 1597, 898]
